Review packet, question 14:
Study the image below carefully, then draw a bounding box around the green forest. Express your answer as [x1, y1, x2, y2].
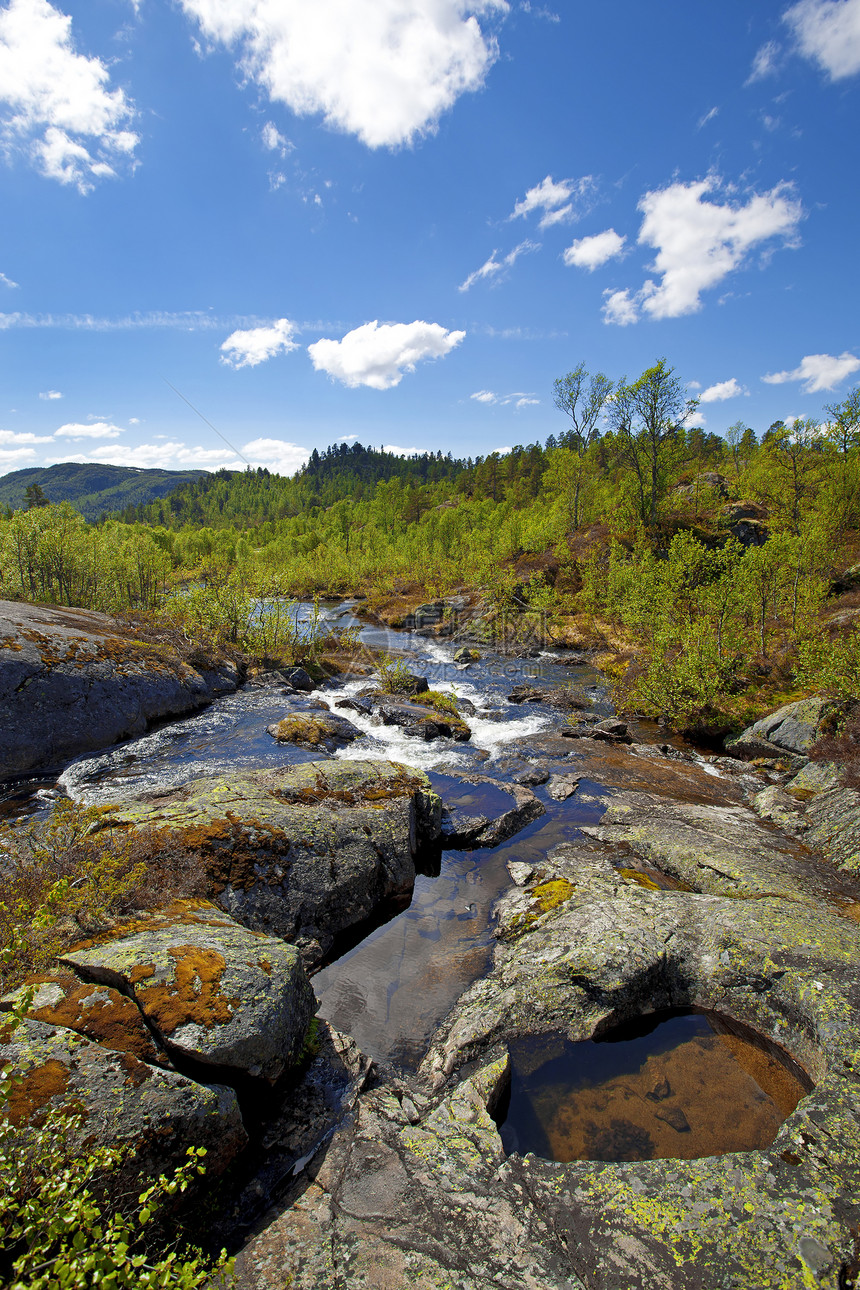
[3, 359, 859, 735]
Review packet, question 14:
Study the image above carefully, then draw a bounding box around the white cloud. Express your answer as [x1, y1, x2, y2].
[510, 174, 596, 229]
[0, 271, 18, 288]
[308, 320, 465, 390]
[177, 0, 507, 149]
[603, 176, 803, 324]
[762, 351, 860, 392]
[261, 120, 291, 154]
[242, 436, 310, 475]
[563, 228, 625, 271]
[0, 428, 54, 443]
[684, 409, 707, 428]
[220, 318, 299, 369]
[54, 420, 125, 439]
[48, 441, 240, 470]
[746, 39, 781, 83]
[0, 446, 37, 463]
[700, 377, 746, 402]
[784, 0, 860, 79]
[0, 309, 283, 332]
[458, 238, 538, 291]
[0, 0, 138, 192]
[470, 389, 538, 409]
[383, 443, 423, 456]
[337, 433, 360, 441]
[38, 389, 62, 399]
[601, 288, 638, 326]
[697, 106, 719, 128]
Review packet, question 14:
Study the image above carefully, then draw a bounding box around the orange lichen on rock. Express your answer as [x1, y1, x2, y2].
[136, 946, 238, 1035]
[3, 1057, 71, 1125]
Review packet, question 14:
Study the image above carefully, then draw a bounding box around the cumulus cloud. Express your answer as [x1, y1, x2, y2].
[308, 320, 465, 390]
[458, 239, 538, 291]
[700, 378, 746, 403]
[602, 176, 803, 324]
[39, 389, 62, 399]
[762, 351, 860, 392]
[220, 318, 299, 369]
[784, 0, 860, 80]
[510, 174, 596, 229]
[563, 228, 625, 271]
[177, 0, 506, 149]
[242, 436, 310, 475]
[0, 428, 54, 444]
[48, 440, 243, 470]
[746, 39, 781, 83]
[0, 446, 37, 463]
[53, 420, 125, 439]
[470, 389, 539, 409]
[684, 409, 707, 429]
[0, 0, 138, 192]
[601, 288, 638, 326]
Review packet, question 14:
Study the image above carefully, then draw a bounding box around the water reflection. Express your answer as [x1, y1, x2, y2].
[497, 1011, 811, 1163]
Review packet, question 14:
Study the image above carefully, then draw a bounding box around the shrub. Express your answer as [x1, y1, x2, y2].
[416, 689, 460, 717]
[0, 801, 206, 994]
[0, 1005, 233, 1289]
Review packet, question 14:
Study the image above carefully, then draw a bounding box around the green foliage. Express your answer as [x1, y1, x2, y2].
[0, 1011, 233, 1288]
[416, 689, 460, 716]
[796, 630, 860, 702]
[377, 655, 419, 694]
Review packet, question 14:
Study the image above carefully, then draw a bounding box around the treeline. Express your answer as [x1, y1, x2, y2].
[2, 358, 859, 728]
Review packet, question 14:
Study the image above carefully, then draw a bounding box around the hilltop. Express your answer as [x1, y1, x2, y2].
[0, 463, 213, 522]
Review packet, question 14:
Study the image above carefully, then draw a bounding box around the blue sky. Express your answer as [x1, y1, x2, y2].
[1, 0, 859, 478]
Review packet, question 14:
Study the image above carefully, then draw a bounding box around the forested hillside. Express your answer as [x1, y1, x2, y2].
[0, 463, 210, 522]
[3, 360, 859, 735]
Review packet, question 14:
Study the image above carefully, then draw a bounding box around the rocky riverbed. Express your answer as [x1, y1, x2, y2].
[2, 601, 860, 1288]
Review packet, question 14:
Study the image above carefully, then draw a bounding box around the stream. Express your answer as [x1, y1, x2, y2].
[47, 601, 631, 1071]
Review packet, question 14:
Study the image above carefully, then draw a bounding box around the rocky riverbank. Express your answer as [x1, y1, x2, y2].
[234, 707, 860, 1290]
[0, 599, 239, 778]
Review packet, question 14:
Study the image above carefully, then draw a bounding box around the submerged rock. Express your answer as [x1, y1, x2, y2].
[0, 599, 239, 779]
[103, 760, 443, 966]
[61, 901, 316, 1082]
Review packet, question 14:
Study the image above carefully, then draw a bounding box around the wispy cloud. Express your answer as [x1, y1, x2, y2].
[510, 173, 597, 229]
[458, 239, 539, 292]
[470, 389, 539, 409]
[0, 271, 19, 288]
[697, 106, 719, 129]
[746, 39, 782, 84]
[38, 389, 62, 400]
[0, 310, 285, 332]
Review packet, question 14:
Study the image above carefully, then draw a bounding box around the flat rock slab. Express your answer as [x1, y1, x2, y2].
[62, 901, 316, 1081]
[0, 1016, 246, 1187]
[580, 789, 858, 904]
[103, 760, 443, 966]
[0, 599, 238, 779]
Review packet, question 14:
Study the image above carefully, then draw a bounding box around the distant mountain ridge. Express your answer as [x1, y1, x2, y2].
[0, 463, 215, 522]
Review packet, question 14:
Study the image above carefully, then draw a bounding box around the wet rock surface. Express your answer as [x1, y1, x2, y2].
[0, 599, 239, 779]
[103, 759, 444, 966]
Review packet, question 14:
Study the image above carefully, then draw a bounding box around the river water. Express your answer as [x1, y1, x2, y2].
[53, 601, 618, 1069]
